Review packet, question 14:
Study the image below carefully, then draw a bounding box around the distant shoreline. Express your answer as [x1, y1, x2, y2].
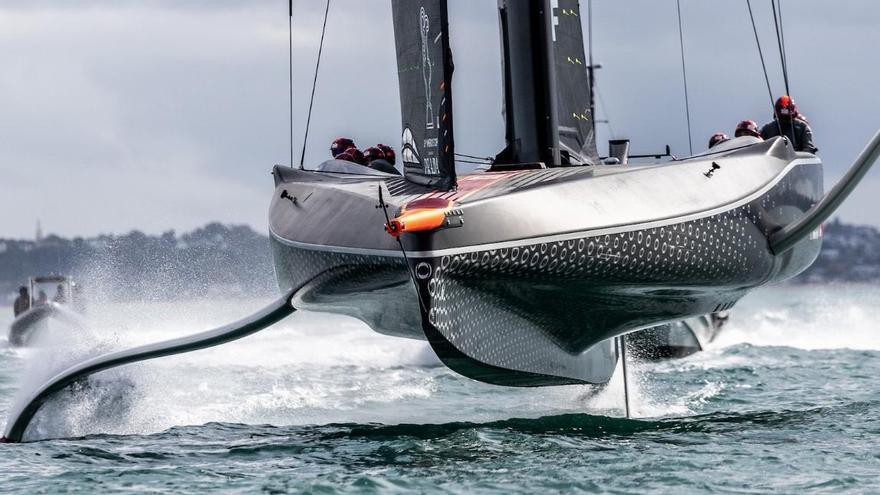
[3, 218, 879, 302]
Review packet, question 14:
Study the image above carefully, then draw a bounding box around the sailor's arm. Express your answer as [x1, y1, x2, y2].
[800, 122, 818, 154]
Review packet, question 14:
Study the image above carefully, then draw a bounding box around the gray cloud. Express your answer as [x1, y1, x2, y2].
[1, 0, 878, 238]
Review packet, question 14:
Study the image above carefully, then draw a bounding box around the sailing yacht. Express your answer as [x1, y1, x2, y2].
[5, 0, 878, 442]
[268, 0, 823, 385]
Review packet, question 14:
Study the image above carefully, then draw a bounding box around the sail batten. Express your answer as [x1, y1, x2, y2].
[392, 0, 456, 190]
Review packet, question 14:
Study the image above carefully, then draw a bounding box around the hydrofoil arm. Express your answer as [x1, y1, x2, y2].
[2, 288, 299, 443]
[771, 129, 880, 254]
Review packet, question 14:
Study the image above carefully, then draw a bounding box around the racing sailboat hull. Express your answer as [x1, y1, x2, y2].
[269, 137, 822, 386]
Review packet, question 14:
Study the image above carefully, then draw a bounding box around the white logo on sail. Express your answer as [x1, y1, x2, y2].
[402, 127, 420, 165]
[420, 7, 434, 130]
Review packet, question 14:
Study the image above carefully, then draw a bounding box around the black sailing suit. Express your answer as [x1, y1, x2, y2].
[13, 294, 30, 317]
[760, 117, 817, 153]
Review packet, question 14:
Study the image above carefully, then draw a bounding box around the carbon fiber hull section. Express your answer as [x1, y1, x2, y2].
[269, 137, 823, 386]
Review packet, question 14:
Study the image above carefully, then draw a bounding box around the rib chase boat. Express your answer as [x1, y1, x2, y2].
[8, 276, 84, 347]
[3, 0, 878, 442]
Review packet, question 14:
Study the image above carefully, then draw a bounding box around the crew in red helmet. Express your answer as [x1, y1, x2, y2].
[344, 146, 366, 165]
[708, 132, 729, 148]
[376, 144, 396, 165]
[760, 95, 817, 153]
[734, 120, 761, 139]
[776, 95, 796, 118]
[363, 145, 400, 174]
[330, 137, 356, 158]
[363, 146, 385, 163]
[334, 149, 355, 162]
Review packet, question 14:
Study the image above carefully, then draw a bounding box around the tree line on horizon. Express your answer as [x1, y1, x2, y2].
[0, 223, 276, 303]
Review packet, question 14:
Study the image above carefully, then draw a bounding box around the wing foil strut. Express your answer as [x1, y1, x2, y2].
[770, 130, 880, 254]
[2, 287, 304, 443]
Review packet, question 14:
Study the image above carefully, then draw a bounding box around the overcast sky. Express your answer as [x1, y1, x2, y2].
[1, 0, 878, 239]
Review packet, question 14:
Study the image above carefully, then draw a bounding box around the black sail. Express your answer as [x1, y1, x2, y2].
[392, 0, 456, 190]
[553, 0, 598, 164]
[497, 0, 598, 166]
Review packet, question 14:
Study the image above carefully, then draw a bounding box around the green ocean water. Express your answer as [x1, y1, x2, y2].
[0, 285, 878, 493]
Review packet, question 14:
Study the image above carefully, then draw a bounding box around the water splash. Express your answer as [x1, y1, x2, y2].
[713, 285, 880, 351]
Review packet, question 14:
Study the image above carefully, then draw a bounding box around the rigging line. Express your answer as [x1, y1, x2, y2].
[289, 0, 294, 168]
[594, 85, 616, 137]
[770, 0, 796, 149]
[455, 158, 494, 165]
[587, 0, 597, 130]
[675, 0, 693, 157]
[454, 152, 494, 162]
[745, 0, 782, 137]
[299, 0, 331, 170]
[770, 0, 790, 96]
[778, 0, 789, 92]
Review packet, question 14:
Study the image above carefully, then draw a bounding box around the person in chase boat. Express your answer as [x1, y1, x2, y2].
[760, 95, 817, 153]
[13, 286, 30, 317]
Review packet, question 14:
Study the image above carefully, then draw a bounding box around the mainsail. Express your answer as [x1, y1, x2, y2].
[496, 0, 598, 166]
[392, 0, 456, 190]
[553, 0, 599, 164]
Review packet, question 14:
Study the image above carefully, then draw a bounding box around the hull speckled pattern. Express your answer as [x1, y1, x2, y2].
[412, 164, 821, 385]
[269, 138, 823, 386]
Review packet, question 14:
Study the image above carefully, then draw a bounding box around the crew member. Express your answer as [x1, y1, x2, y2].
[330, 137, 356, 158]
[708, 132, 729, 148]
[13, 287, 30, 317]
[760, 95, 817, 153]
[53, 284, 67, 304]
[734, 120, 761, 139]
[363, 146, 400, 174]
[377, 144, 396, 165]
[35, 290, 48, 306]
[336, 146, 367, 165]
[363, 146, 384, 163]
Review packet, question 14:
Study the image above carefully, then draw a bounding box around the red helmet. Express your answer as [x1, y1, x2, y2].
[363, 146, 385, 163]
[344, 147, 366, 165]
[774, 95, 797, 121]
[734, 120, 760, 138]
[335, 150, 355, 162]
[330, 137, 356, 158]
[708, 132, 729, 148]
[377, 144, 396, 165]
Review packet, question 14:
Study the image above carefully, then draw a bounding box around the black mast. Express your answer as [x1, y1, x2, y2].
[496, 0, 560, 166]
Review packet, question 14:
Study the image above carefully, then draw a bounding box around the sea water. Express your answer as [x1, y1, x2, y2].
[0, 285, 878, 493]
